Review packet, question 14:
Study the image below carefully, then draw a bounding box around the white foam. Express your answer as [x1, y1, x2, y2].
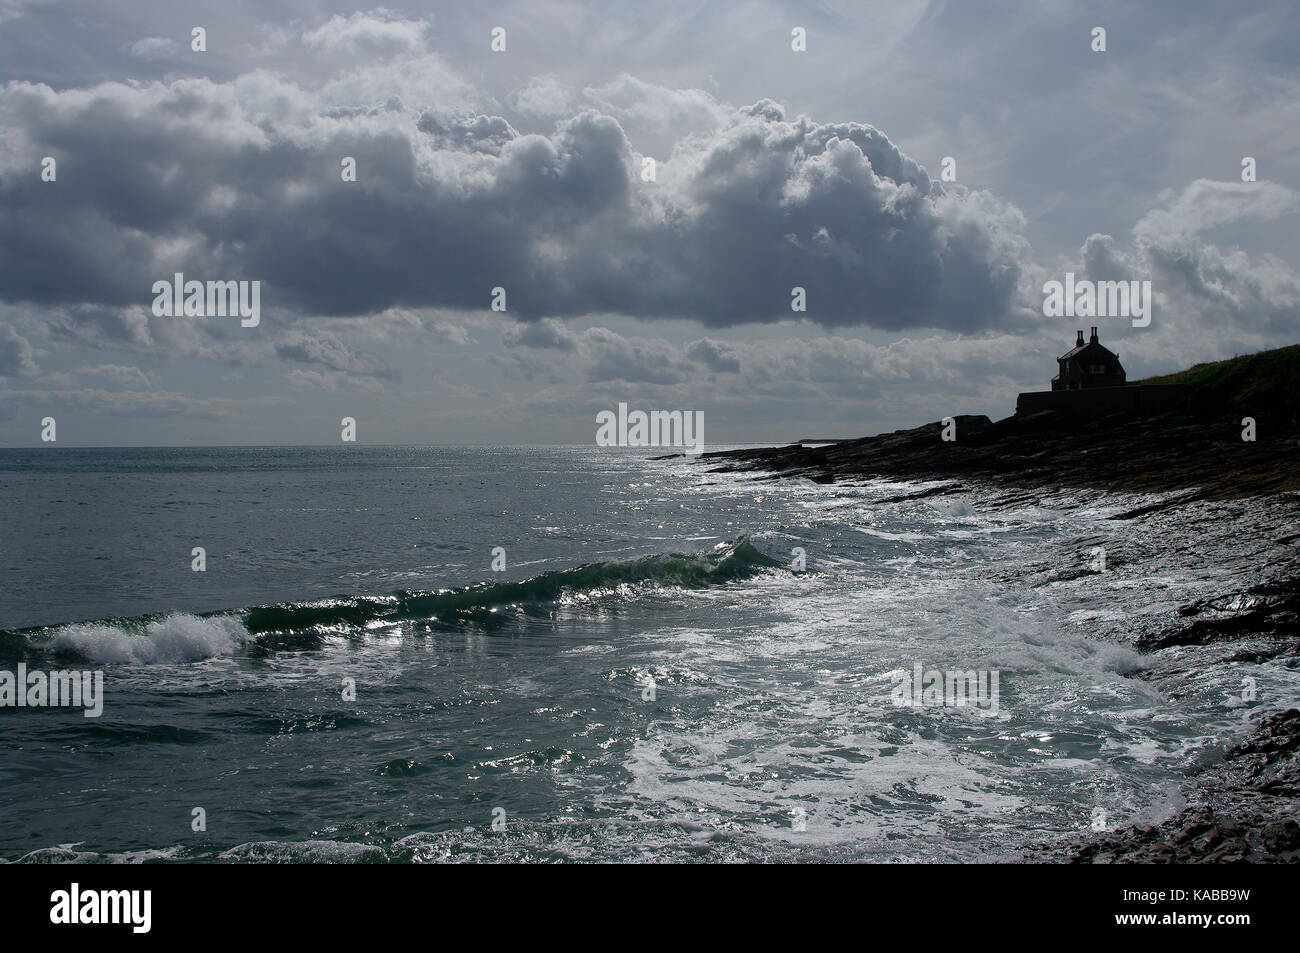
[928, 497, 976, 519]
[218, 840, 384, 863]
[48, 613, 252, 664]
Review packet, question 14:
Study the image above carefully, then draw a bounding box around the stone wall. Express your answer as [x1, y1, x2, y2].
[1016, 384, 1191, 421]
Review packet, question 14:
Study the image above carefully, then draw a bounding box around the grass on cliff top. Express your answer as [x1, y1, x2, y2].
[1136, 342, 1300, 413]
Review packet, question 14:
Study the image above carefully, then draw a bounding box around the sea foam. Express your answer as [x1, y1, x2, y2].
[48, 613, 252, 664]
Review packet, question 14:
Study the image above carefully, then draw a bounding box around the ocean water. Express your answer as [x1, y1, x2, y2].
[1, 446, 1296, 863]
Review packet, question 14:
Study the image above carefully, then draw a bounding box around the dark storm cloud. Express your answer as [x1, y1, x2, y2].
[0, 72, 1032, 332]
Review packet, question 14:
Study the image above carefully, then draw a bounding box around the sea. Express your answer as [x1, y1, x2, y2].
[1, 445, 1296, 863]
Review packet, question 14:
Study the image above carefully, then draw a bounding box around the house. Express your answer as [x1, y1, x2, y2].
[1017, 328, 1187, 421]
[1051, 327, 1125, 391]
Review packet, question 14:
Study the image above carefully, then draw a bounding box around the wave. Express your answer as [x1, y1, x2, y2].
[243, 535, 780, 634]
[46, 614, 252, 664]
[1, 537, 782, 664]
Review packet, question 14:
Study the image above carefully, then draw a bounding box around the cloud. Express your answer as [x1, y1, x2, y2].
[0, 67, 1034, 335]
[501, 317, 577, 351]
[0, 324, 38, 376]
[507, 75, 575, 118]
[284, 368, 388, 392]
[26, 299, 402, 392]
[1132, 179, 1300, 247]
[580, 74, 729, 134]
[0, 387, 288, 419]
[1066, 179, 1300, 370]
[3, 6, 1296, 447]
[318, 307, 477, 346]
[579, 327, 686, 384]
[499, 320, 1040, 396]
[70, 364, 152, 389]
[0, 0, 54, 26]
[274, 330, 400, 381]
[301, 8, 429, 57]
[494, 318, 1056, 432]
[686, 338, 740, 373]
[499, 323, 685, 384]
[124, 37, 177, 60]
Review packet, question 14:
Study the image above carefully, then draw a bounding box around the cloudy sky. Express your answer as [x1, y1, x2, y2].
[1, 0, 1297, 446]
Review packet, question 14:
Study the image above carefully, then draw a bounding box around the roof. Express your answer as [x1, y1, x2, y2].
[1058, 340, 1120, 362]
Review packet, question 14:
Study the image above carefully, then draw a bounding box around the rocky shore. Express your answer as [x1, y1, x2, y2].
[702, 344, 1300, 862]
[1040, 574, 1300, 864]
[703, 407, 1299, 499]
[703, 344, 1300, 500]
[1041, 708, 1300, 863]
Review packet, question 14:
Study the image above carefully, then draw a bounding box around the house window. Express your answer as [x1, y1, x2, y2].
[1088, 364, 1106, 374]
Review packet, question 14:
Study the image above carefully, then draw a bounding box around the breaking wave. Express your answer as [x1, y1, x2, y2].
[1, 537, 782, 664]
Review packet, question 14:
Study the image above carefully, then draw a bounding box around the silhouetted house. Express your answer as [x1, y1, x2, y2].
[1018, 329, 1187, 420]
[1051, 328, 1125, 391]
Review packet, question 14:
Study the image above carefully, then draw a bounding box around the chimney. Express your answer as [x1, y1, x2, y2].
[1089, 326, 1098, 344]
[1075, 329, 1084, 348]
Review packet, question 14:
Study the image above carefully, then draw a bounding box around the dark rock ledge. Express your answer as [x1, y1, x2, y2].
[702, 343, 1300, 500]
[1034, 708, 1300, 863]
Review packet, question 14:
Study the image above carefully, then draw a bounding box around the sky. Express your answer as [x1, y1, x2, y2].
[1, 0, 1298, 447]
